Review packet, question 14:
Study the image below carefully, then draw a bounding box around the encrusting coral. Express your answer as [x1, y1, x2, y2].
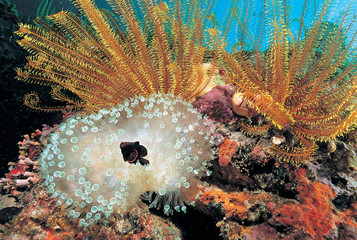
[221, 0, 357, 163]
[218, 138, 238, 167]
[13, 0, 218, 227]
[269, 168, 357, 240]
[2, 185, 183, 239]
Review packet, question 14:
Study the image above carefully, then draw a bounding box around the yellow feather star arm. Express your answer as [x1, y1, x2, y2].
[271, 140, 317, 164]
[16, 0, 217, 112]
[240, 121, 272, 136]
[223, 51, 295, 129]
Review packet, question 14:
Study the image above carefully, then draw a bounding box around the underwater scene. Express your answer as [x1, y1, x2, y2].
[0, 0, 356, 239]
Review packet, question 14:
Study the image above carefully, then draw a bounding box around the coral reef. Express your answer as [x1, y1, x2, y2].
[1, 0, 357, 239]
[12, 0, 219, 228]
[192, 83, 357, 239]
[0, 127, 183, 239]
[1, 86, 356, 239]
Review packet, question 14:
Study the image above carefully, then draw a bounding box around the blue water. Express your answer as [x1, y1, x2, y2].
[12, 0, 356, 51]
[211, 0, 357, 51]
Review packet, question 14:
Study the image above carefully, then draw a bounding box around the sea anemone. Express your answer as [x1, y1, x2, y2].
[39, 94, 215, 227]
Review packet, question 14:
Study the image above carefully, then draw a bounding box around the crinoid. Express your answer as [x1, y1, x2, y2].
[16, 0, 218, 112]
[221, 0, 357, 163]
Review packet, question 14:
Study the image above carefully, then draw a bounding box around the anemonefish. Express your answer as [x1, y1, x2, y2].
[119, 141, 150, 165]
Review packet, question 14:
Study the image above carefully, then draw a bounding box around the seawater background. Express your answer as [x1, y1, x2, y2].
[0, 0, 355, 203]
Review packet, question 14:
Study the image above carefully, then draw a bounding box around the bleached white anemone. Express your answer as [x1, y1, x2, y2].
[39, 94, 215, 227]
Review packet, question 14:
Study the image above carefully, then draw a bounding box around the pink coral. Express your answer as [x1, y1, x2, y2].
[192, 85, 237, 123]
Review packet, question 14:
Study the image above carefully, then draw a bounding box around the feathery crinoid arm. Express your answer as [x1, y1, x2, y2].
[75, 0, 218, 101]
[16, 0, 217, 112]
[221, 0, 295, 129]
[221, 39, 295, 129]
[287, 1, 357, 142]
[221, 0, 357, 163]
[16, 12, 133, 112]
